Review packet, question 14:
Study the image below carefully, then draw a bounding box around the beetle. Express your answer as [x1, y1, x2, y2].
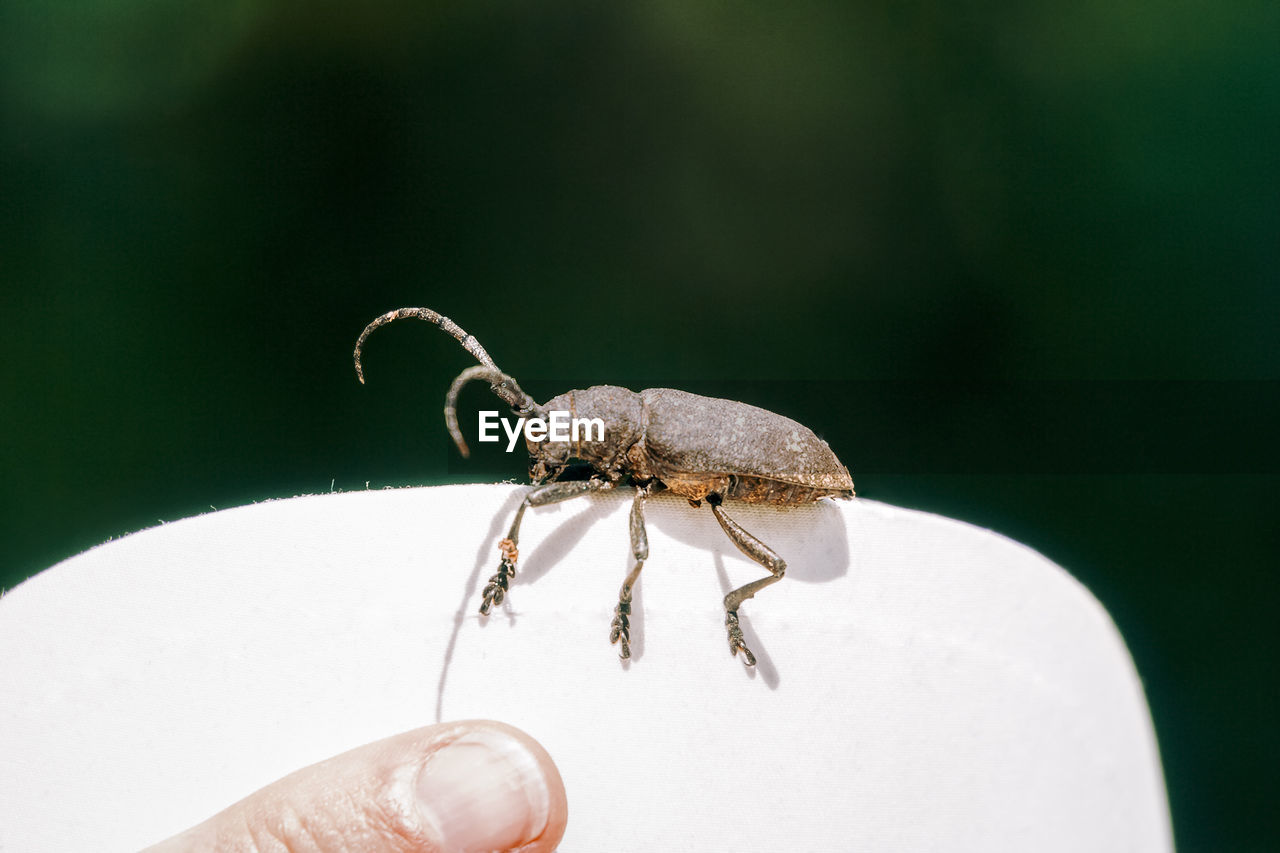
[354, 307, 855, 666]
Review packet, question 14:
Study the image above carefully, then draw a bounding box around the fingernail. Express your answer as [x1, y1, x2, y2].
[416, 729, 551, 852]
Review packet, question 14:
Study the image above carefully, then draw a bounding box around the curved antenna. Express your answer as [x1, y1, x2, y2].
[354, 307, 540, 453]
[446, 365, 540, 458]
[353, 307, 498, 384]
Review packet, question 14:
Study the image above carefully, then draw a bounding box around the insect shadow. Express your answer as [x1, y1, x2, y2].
[435, 486, 626, 720]
[433, 487, 850, 716]
[650, 496, 851, 585]
[651, 496, 851, 689]
[434, 486, 528, 723]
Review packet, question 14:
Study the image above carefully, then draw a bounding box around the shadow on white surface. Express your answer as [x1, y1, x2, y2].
[0, 484, 1172, 852]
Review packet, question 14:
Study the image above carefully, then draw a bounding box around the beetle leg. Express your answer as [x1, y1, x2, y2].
[707, 494, 787, 667]
[480, 478, 615, 614]
[610, 485, 649, 659]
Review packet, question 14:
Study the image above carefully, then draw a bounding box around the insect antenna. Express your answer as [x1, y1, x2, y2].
[352, 307, 540, 458]
[353, 307, 499, 383]
[446, 365, 541, 458]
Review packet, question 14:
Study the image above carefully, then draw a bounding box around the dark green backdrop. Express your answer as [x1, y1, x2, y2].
[2, 2, 1276, 850]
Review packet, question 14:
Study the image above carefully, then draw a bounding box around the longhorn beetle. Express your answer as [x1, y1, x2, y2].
[354, 307, 855, 666]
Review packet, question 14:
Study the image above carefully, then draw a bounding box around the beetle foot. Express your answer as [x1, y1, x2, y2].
[479, 540, 518, 615]
[725, 610, 757, 667]
[610, 600, 632, 659]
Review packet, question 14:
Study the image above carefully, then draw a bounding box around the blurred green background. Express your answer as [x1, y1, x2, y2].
[2, 1, 1276, 849]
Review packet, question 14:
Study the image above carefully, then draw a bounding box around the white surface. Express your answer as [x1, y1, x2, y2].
[0, 485, 1172, 852]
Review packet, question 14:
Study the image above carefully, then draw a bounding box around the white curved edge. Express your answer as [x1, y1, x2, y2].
[0, 484, 1173, 852]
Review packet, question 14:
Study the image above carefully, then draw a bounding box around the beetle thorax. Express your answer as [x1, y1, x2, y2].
[526, 386, 642, 483]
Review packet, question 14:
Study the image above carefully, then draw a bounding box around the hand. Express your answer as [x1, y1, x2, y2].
[143, 720, 567, 853]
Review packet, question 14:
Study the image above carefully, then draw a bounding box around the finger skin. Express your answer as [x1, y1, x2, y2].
[142, 720, 568, 853]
